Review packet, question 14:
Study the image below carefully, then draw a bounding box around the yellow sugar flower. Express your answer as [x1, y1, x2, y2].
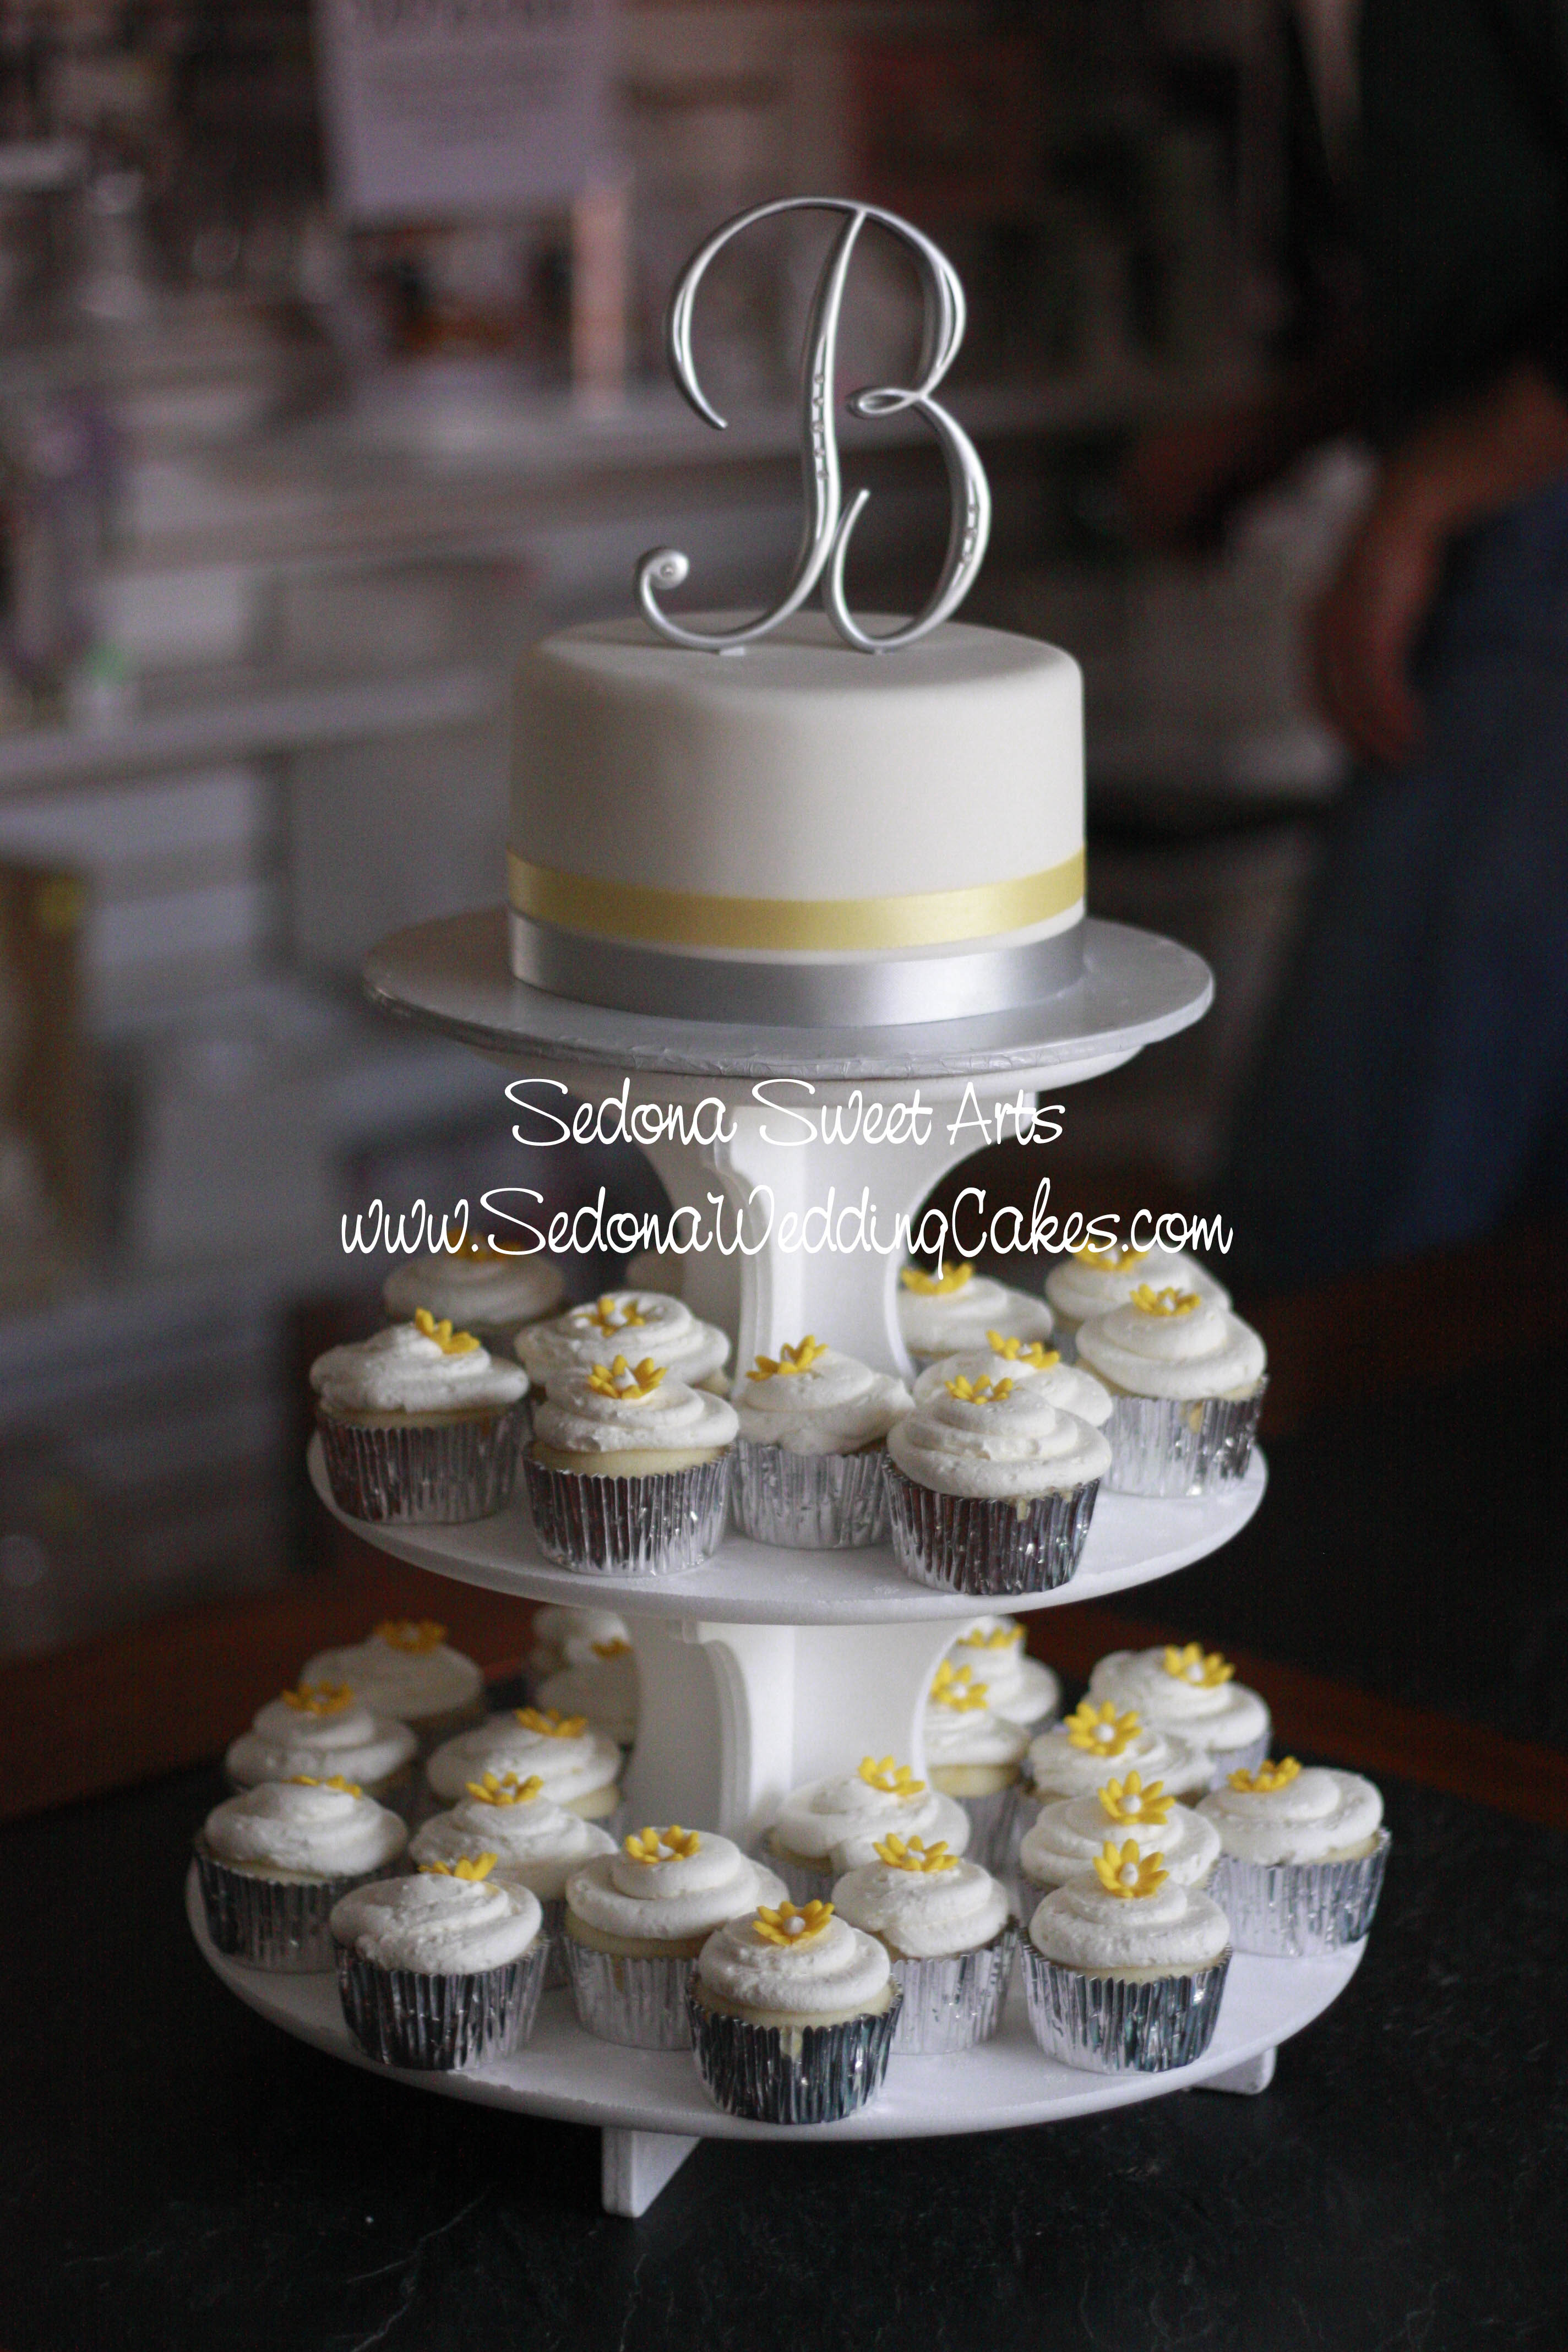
[957, 1621, 1025, 1651]
[420, 1853, 498, 1881]
[754, 1899, 834, 1947]
[623, 1825, 702, 1864]
[280, 1682, 355, 1717]
[586, 1354, 667, 1402]
[514, 1706, 588, 1738]
[858, 1755, 925, 1797]
[1229, 1755, 1301, 1795]
[1098, 1772, 1172, 1827]
[1163, 1641, 1235, 1690]
[1092, 1839, 1168, 1900]
[1072, 1244, 1148, 1271]
[1064, 1698, 1142, 1757]
[900, 1261, 974, 1295]
[985, 1331, 1060, 1370]
[464, 1772, 543, 1806]
[413, 1308, 480, 1354]
[944, 1373, 1014, 1403]
[747, 1335, 828, 1381]
[929, 1660, 990, 1714]
[580, 1295, 649, 1335]
[374, 1618, 447, 1653]
[592, 1637, 633, 1660]
[874, 1834, 959, 1874]
[288, 1774, 362, 1796]
[1129, 1284, 1201, 1319]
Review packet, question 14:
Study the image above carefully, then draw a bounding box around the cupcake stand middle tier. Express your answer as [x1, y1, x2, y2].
[192, 908, 1360, 2215]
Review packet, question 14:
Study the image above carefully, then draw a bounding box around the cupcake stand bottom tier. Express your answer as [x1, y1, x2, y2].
[189, 1869, 1362, 2215]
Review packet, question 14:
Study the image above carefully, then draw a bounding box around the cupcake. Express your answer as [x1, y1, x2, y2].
[732, 1335, 910, 1549]
[1074, 1287, 1266, 1496]
[1044, 1244, 1231, 1358]
[1087, 1645, 1271, 1784]
[194, 1776, 407, 1970]
[426, 1705, 622, 1820]
[832, 1833, 1015, 2054]
[921, 1660, 1031, 1870]
[943, 1615, 1061, 1728]
[518, 1291, 730, 1398]
[912, 1333, 1111, 1430]
[1019, 1768, 1220, 1902]
[330, 1855, 547, 2070]
[1023, 1844, 1231, 2073]
[884, 1372, 1109, 1597]
[1198, 1757, 1390, 1956]
[410, 1767, 617, 1988]
[524, 1357, 737, 1577]
[310, 1314, 529, 1523]
[688, 1898, 901, 2124]
[763, 1755, 971, 1904]
[563, 1826, 786, 2048]
[897, 1262, 1054, 1363]
[527, 1604, 629, 1681]
[535, 1637, 638, 1747]
[225, 1684, 417, 1806]
[1025, 1700, 1213, 1808]
[300, 1620, 486, 1755]
[383, 1236, 565, 1348]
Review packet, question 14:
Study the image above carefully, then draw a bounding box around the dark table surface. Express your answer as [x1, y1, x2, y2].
[3, 1756, 1564, 2352]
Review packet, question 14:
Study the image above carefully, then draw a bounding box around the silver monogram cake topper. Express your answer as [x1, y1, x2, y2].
[635, 198, 992, 656]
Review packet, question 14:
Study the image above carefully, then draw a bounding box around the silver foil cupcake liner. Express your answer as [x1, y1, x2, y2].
[733, 1440, 889, 1549]
[334, 1934, 547, 2070]
[687, 1989, 903, 2123]
[563, 1935, 698, 2048]
[316, 1402, 529, 1524]
[888, 1922, 1017, 2054]
[1022, 1941, 1231, 2072]
[1210, 1830, 1390, 1956]
[523, 1453, 732, 1577]
[884, 1463, 1098, 1597]
[1101, 1385, 1266, 1498]
[759, 1838, 836, 1908]
[942, 1779, 1028, 1875]
[193, 1839, 396, 1972]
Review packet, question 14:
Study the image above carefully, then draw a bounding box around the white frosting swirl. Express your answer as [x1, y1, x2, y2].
[913, 1347, 1112, 1427]
[1087, 1650, 1271, 1756]
[733, 1347, 911, 1455]
[695, 1910, 892, 2016]
[831, 1855, 1010, 1958]
[202, 1780, 407, 1877]
[226, 1696, 416, 1790]
[772, 1771, 971, 1871]
[898, 1272, 1053, 1359]
[426, 1713, 622, 1808]
[1074, 1297, 1265, 1402]
[888, 1380, 1109, 1500]
[1045, 1249, 1231, 1327]
[410, 1793, 616, 1900]
[922, 1695, 1030, 1772]
[566, 1834, 785, 1942]
[330, 1871, 541, 1973]
[1026, 1721, 1212, 1802]
[1020, 1793, 1220, 1890]
[944, 1619, 1060, 1726]
[528, 1607, 629, 1675]
[1197, 1767, 1384, 1865]
[300, 1631, 482, 1724]
[382, 1250, 564, 1332]
[533, 1368, 737, 1459]
[518, 1292, 730, 1391]
[311, 1321, 529, 1417]
[1029, 1876, 1230, 1970]
[535, 1653, 638, 1747]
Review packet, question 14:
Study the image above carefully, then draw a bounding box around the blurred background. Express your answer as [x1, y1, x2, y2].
[0, 0, 1560, 1813]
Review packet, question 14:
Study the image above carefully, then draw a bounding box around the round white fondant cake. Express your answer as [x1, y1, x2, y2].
[507, 612, 1084, 1025]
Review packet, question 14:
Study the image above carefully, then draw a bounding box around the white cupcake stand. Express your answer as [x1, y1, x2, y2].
[191, 908, 1367, 2214]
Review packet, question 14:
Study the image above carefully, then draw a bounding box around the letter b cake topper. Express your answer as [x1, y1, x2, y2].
[636, 199, 992, 656]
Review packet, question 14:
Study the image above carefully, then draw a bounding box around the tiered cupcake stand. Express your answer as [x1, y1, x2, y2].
[190, 906, 1364, 2216]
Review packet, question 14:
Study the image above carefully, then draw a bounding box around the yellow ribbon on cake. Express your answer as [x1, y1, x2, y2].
[508, 849, 1085, 954]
